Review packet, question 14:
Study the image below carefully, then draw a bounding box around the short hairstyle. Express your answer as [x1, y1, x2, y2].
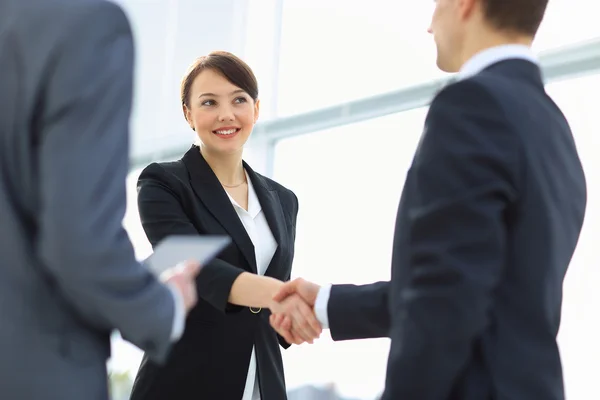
[180, 51, 258, 108]
[480, 0, 549, 36]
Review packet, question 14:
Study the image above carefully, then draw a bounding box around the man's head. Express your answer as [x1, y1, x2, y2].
[428, 0, 549, 72]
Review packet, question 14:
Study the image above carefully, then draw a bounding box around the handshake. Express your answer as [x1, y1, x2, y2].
[268, 278, 322, 345]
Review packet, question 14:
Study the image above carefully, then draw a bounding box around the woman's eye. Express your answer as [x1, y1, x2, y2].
[201, 99, 215, 106]
[234, 97, 247, 104]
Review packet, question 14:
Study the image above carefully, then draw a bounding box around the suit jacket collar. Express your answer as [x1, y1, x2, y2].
[458, 44, 538, 80]
[482, 58, 545, 88]
[182, 146, 287, 275]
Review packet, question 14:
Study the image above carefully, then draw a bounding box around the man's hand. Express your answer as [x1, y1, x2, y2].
[270, 293, 321, 344]
[161, 261, 201, 312]
[270, 278, 321, 345]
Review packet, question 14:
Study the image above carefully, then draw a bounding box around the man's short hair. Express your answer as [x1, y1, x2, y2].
[481, 0, 549, 36]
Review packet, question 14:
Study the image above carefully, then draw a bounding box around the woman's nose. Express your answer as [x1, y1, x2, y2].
[218, 105, 235, 121]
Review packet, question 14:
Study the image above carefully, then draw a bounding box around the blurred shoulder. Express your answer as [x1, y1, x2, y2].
[13, 0, 130, 32]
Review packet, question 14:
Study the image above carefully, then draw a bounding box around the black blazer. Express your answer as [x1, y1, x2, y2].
[130, 146, 298, 400]
[327, 59, 586, 400]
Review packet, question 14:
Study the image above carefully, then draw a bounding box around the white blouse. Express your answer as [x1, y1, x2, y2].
[225, 170, 277, 400]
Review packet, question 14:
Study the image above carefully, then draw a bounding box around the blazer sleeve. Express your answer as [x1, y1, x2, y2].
[328, 281, 390, 341]
[382, 80, 519, 399]
[137, 163, 246, 313]
[36, 1, 175, 362]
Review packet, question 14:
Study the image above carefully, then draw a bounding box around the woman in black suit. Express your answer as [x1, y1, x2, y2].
[129, 51, 321, 400]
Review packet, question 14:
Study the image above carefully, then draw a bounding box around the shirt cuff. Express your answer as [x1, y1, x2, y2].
[167, 284, 186, 341]
[314, 284, 331, 329]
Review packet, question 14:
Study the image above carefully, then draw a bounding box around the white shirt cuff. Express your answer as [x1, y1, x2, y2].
[314, 284, 331, 329]
[167, 284, 186, 341]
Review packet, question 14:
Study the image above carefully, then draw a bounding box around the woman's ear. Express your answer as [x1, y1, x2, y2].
[253, 99, 260, 124]
[183, 104, 194, 130]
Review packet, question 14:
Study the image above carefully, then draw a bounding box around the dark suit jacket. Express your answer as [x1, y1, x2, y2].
[327, 59, 586, 400]
[0, 1, 176, 399]
[130, 146, 298, 400]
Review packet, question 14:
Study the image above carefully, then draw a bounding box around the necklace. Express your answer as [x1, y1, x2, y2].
[221, 179, 246, 188]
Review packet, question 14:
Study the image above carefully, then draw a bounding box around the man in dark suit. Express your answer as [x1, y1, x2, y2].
[271, 0, 587, 399]
[0, 1, 202, 399]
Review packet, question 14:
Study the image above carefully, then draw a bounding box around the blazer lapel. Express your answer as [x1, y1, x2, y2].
[244, 162, 289, 276]
[182, 147, 257, 272]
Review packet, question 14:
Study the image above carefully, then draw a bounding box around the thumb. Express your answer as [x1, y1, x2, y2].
[272, 280, 299, 302]
[183, 260, 202, 277]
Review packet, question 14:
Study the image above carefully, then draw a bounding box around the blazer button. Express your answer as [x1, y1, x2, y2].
[249, 307, 261, 314]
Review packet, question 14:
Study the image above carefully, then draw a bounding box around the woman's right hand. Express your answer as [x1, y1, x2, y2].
[269, 294, 322, 344]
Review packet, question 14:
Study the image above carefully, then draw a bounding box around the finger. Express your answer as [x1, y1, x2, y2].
[289, 330, 305, 345]
[290, 304, 317, 343]
[183, 260, 202, 277]
[269, 314, 283, 329]
[282, 316, 304, 345]
[159, 267, 177, 281]
[275, 325, 297, 345]
[295, 300, 322, 342]
[280, 315, 293, 331]
[270, 315, 302, 345]
[272, 280, 299, 302]
[297, 301, 322, 337]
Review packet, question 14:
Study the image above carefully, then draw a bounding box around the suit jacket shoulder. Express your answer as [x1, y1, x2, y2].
[10, 0, 131, 47]
[252, 172, 299, 217]
[138, 160, 188, 189]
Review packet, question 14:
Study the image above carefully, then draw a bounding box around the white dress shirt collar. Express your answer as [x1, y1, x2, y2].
[458, 44, 538, 80]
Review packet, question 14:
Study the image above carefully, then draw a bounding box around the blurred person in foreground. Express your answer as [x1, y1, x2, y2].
[0, 1, 203, 399]
[129, 51, 319, 400]
[271, 0, 586, 399]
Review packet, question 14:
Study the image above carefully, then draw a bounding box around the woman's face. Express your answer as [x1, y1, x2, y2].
[184, 68, 259, 156]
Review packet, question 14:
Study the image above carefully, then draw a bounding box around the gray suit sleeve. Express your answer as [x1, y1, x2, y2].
[36, 1, 176, 362]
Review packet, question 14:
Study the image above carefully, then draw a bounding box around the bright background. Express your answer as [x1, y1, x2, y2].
[108, 1, 600, 399]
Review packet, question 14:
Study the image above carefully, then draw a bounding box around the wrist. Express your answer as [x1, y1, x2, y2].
[229, 273, 283, 308]
[266, 279, 284, 309]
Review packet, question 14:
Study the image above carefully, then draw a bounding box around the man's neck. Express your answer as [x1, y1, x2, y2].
[457, 31, 533, 71]
[199, 146, 245, 186]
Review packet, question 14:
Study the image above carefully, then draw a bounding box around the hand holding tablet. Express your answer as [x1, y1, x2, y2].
[145, 235, 231, 312]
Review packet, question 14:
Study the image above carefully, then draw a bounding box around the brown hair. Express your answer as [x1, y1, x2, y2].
[481, 0, 548, 36]
[180, 51, 259, 109]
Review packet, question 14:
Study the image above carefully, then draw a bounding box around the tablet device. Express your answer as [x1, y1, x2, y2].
[145, 235, 231, 276]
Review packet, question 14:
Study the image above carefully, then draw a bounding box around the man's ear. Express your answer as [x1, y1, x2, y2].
[459, 0, 477, 20]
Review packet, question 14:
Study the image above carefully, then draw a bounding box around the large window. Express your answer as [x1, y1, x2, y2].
[242, 0, 283, 120]
[273, 108, 428, 398]
[534, 0, 600, 52]
[277, 0, 446, 116]
[276, 0, 600, 118]
[118, 0, 254, 165]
